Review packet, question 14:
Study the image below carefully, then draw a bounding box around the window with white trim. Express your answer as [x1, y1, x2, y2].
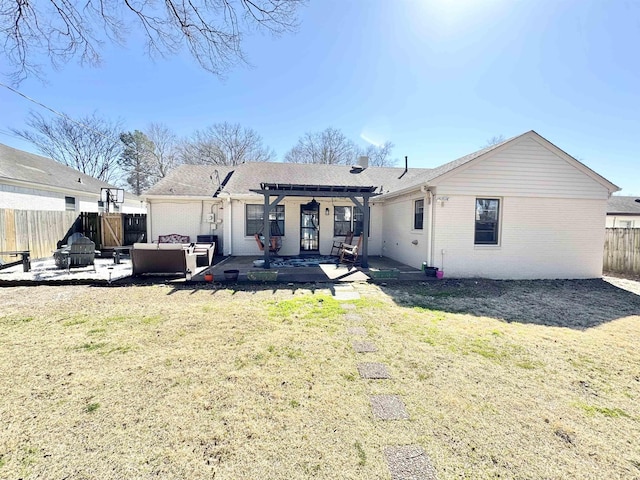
[333, 206, 370, 236]
[475, 198, 500, 245]
[65, 196, 76, 211]
[245, 204, 285, 236]
[414, 199, 424, 230]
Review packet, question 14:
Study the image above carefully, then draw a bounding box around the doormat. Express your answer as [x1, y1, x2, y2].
[269, 256, 339, 268]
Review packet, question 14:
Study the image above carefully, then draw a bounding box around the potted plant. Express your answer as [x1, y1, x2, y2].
[224, 269, 239, 281]
[204, 270, 214, 282]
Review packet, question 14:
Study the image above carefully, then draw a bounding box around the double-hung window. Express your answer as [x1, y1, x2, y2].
[414, 199, 424, 230]
[65, 196, 76, 212]
[333, 206, 370, 236]
[474, 198, 500, 245]
[245, 204, 285, 236]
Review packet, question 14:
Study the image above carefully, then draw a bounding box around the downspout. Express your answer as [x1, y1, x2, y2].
[427, 188, 435, 267]
[147, 201, 152, 243]
[224, 193, 232, 255]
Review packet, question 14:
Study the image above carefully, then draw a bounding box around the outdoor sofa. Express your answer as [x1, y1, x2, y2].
[131, 243, 197, 278]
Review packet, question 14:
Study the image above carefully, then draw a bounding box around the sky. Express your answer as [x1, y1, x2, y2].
[1, 0, 639, 194]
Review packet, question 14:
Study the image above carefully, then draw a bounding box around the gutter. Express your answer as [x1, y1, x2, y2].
[377, 182, 430, 201]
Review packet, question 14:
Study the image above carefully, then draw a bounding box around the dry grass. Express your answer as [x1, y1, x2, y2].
[0, 279, 639, 479]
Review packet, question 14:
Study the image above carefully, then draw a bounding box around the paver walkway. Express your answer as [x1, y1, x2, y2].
[343, 296, 439, 479]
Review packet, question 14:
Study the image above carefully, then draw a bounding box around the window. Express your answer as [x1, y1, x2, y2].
[414, 199, 424, 230]
[65, 196, 76, 211]
[245, 204, 285, 236]
[334, 206, 352, 236]
[475, 198, 500, 245]
[334, 206, 370, 236]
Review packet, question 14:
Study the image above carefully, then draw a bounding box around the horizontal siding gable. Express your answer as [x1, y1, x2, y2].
[435, 136, 610, 199]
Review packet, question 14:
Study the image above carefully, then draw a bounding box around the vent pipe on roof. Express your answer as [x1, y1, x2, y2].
[398, 156, 408, 179]
[358, 156, 369, 169]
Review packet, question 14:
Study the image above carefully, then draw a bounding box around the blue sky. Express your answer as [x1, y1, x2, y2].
[1, 0, 639, 194]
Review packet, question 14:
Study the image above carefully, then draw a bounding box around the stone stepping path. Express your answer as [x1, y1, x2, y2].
[384, 445, 438, 480]
[346, 326, 367, 336]
[344, 313, 363, 323]
[357, 362, 391, 379]
[335, 286, 360, 300]
[370, 395, 409, 420]
[353, 341, 378, 353]
[343, 303, 438, 478]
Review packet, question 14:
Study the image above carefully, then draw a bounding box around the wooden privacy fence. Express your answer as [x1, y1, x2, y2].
[603, 228, 640, 275]
[0, 209, 77, 261]
[101, 213, 147, 247]
[0, 209, 147, 262]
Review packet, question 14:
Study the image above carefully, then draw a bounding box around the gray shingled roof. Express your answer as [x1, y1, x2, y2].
[0, 143, 135, 198]
[143, 130, 617, 198]
[144, 162, 433, 196]
[144, 165, 236, 196]
[607, 195, 640, 214]
[143, 140, 518, 198]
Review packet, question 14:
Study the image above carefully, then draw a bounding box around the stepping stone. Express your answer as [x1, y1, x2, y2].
[370, 395, 409, 420]
[384, 445, 438, 480]
[353, 341, 377, 353]
[344, 313, 362, 322]
[357, 362, 391, 379]
[347, 326, 367, 336]
[335, 285, 360, 300]
[340, 302, 357, 309]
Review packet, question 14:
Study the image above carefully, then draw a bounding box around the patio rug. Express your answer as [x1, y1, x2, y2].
[269, 256, 339, 268]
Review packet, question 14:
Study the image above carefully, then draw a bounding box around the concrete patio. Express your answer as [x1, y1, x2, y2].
[205, 255, 425, 284]
[0, 253, 427, 285]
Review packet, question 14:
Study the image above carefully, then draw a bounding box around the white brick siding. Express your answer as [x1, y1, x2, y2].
[432, 195, 607, 279]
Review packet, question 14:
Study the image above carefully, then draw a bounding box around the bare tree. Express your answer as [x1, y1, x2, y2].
[284, 127, 358, 164]
[145, 122, 181, 181]
[10, 111, 123, 183]
[484, 134, 506, 147]
[2, 0, 304, 83]
[180, 122, 275, 165]
[359, 141, 397, 167]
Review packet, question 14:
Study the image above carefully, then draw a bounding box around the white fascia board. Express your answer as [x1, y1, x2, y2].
[377, 182, 429, 201]
[143, 194, 217, 201]
[0, 177, 101, 198]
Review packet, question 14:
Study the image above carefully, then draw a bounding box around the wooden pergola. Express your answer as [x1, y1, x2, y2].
[249, 183, 381, 269]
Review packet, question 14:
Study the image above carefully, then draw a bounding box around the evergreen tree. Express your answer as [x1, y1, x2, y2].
[119, 130, 155, 195]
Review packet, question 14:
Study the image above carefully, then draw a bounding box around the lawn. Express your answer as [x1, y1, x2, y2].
[0, 279, 639, 479]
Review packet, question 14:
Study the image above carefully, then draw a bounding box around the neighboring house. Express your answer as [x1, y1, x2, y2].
[0, 143, 146, 213]
[143, 131, 619, 279]
[606, 195, 640, 228]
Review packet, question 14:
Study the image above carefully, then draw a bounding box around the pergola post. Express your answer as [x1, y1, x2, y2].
[262, 194, 285, 269]
[263, 192, 270, 269]
[349, 195, 371, 268]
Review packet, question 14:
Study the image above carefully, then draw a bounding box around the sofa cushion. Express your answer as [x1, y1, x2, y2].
[158, 243, 184, 251]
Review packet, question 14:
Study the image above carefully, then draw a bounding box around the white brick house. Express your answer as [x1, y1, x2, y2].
[144, 131, 618, 279]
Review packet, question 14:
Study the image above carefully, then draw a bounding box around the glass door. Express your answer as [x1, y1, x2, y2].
[300, 200, 320, 252]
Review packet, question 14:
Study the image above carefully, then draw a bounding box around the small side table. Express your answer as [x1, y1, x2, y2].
[112, 246, 132, 264]
[0, 250, 31, 272]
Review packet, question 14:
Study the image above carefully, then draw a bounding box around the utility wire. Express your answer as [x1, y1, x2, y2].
[0, 81, 114, 140]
